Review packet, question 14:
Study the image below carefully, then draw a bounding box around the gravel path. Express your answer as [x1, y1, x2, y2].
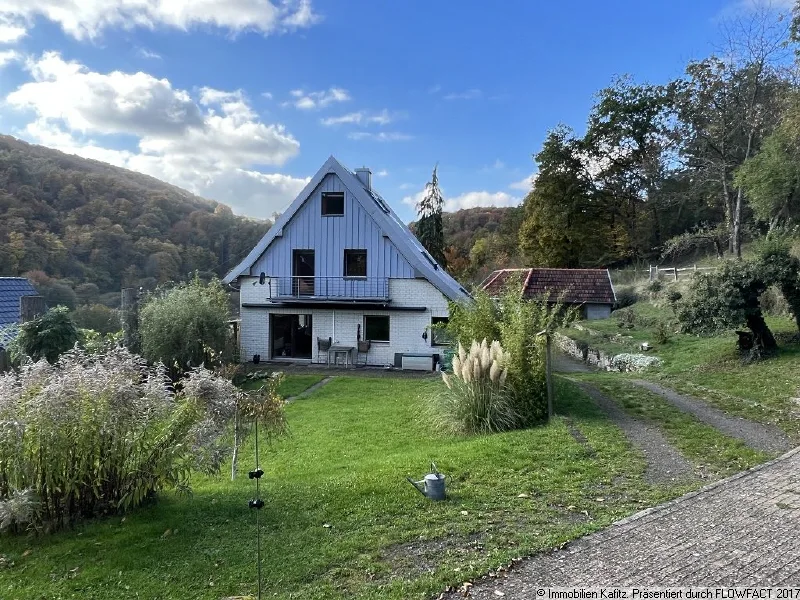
[631, 379, 791, 454]
[441, 446, 800, 597]
[573, 381, 695, 484]
[552, 351, 594, 373]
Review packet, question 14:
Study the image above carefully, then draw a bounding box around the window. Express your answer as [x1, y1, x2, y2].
[364, 315, 390, 342]
[321, 192, 345, 216]
[431, 316, 451, 346]
[344, 249, 367, 278]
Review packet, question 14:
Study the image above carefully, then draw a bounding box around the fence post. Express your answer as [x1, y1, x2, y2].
[0, 347, 8, 373]
[121, 287, 140, 353]
[649, 265, 652, 282]
[674, 267, 678, 282]
[20, 295, 46, 323]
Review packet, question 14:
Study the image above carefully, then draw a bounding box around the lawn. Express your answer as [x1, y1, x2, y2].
[239, 373, 325, 398]
[560, 296, 800, 441]
[1, 375, 688, 600]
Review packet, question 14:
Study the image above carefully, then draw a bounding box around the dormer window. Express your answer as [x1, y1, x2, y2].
[321, 192, 345, 216]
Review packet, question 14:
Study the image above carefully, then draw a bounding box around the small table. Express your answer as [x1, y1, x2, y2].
[328, 345, 355, 368]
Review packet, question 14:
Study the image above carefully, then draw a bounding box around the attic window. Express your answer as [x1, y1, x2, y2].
[322, 192, 344, 216]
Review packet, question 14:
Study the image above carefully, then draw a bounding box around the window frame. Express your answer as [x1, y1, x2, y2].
[321, 192, 345, 216]
[430, 316, 451, 346]
[364, 315, 390, 343]
[343, 249, 368, 279]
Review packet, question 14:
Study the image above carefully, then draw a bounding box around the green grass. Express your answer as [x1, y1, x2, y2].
[560, 299, 800, 441]
[1, 376, 688, 600]
[573, 374, 770, 478]
[240, 374, 325, 398]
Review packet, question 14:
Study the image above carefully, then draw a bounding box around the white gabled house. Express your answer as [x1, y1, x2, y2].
[224, 156, 470, 369]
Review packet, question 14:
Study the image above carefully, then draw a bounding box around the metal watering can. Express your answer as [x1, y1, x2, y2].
[406, 463, 446, 501]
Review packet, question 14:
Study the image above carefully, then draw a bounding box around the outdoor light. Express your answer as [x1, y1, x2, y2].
[422, 330, 428, 341]
[248, 498, 264, 509]
[248, 468, 264, 480]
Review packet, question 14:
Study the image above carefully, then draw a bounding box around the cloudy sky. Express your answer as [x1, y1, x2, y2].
[0, 0, 780, 222]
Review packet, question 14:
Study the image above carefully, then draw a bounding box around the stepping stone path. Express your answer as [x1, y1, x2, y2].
[631, 379, 791, 454]
[442, 447, 800, 597]
[572, 381, 695, 484]
[285, 376, 335, 402]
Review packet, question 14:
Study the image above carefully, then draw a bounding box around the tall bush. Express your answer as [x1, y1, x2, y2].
[13, 306, 79, 363]
[437, 340, 513, 434]
[139, 276, 231, 376]
[0, 347, 240, 533]
[445, 286, 575, 428]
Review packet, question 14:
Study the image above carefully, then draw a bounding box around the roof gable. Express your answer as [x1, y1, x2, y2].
[482, 268, 616, 305]
[0, 278, 40, 326]
[224, 156, 470, 302]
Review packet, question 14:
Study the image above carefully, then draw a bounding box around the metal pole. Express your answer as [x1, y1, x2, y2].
[546, 333, 553, 420]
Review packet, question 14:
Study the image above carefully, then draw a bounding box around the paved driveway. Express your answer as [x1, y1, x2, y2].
[445, 447, 800, 597]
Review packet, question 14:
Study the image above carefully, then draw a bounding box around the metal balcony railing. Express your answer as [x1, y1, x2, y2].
[273, 276, 389, 300]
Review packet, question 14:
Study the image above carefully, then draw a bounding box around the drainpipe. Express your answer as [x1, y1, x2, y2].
[332, 310, 336, 343]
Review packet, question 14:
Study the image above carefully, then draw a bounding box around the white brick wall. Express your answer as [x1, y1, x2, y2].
[236, 276, 455, 368]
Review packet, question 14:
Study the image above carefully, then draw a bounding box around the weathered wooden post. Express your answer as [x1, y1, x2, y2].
[0, 347, 9, 373]
[20, 295, 46, 323]
[121, 287, 140, 353]
[537, 329, 554, 420]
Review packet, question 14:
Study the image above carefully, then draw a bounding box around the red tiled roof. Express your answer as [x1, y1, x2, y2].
[481, 268, 616, 305]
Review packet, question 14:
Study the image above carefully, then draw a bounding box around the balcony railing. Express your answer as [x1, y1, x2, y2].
[272, 276, 389, 300]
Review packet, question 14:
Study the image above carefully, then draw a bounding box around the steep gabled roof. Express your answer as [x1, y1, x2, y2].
[224, 156, 470, 302]
[482, 268, 616, 305]
[0, 277, 39, 326]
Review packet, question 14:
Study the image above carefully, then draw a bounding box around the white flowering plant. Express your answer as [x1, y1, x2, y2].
[437, 340, 517, 434]
[0, 346, 241, 533]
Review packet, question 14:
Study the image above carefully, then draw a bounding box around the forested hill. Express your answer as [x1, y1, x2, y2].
[0, 135, 270, 306]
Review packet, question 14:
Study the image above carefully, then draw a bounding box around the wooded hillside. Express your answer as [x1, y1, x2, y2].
[0, 135, 269, 306]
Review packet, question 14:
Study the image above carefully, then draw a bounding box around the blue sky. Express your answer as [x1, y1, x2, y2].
[0, 0, 786, 222]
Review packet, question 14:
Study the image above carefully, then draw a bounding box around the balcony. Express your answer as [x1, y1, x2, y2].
[272, 276, 389, 301]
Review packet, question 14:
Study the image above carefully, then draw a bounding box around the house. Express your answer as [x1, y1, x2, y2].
[224, 156, 471, 369]
[482, 268, 616, 320]
[0, 277, 40, 347]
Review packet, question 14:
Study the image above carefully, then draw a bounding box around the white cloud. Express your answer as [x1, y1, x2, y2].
[375, 169, 389, 177]
[443, 88, 482, 101]
[136, 47, 161, 60]
[402, 189, 521, 212]
[347, 131, 412, 142]
[287, 87, 350, 110]
[444, 191, 521, 211]
[509, 173, 537, 191]
[8, 53, 305, 218]
[0, 0, 320, 41]
[262, 91, 273, 100]
[398, 182, 414, 190]
[0, 50, 19, 68]
[0, 20, 26, 43]
[320, 109, 398, 127]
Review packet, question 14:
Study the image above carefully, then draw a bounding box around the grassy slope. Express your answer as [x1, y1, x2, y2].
[3, 376, 688, 600]
[561, 294, 800, 441]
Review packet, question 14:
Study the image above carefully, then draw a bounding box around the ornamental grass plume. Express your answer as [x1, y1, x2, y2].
[434, 339, 516, 434]
[0, 347, 242, 534]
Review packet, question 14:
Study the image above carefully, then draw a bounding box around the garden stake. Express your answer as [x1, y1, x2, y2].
[248, 421, 265, 600]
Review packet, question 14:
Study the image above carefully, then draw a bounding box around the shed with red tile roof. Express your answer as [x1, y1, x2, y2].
[481, 268, 616, 320]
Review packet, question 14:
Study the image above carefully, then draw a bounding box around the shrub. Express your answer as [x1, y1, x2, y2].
[647, 279, 664, 297]
[436, 340, 515, 434]
[0, 347, 240, 533]
[12, 306, 78, 363]
[139, 276, 231, 376]
[72, 303, 121, 335]
[615, 286, 639, 309]
[444, 286, 576, 428]
[666, 290, 683, 312]
[655, 320, 672, 344]
[615, 307, 637, 329]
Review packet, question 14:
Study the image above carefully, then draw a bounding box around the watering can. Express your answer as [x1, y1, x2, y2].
[406, 463, 446, 501]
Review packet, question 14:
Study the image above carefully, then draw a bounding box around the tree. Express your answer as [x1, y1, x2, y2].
[677, 260, 777, 353]
[415, 165, 447, 268]
[518, 127, 610, 267]
[139, 277, 231, 376]
[756, 235, 800, 333]
[14, 306, 79, 363]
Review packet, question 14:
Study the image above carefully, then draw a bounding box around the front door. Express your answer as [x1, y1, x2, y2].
[292, 250, 315, 296]
[271, 314, 313, 359]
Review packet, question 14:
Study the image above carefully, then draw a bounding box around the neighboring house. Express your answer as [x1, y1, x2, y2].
[224, 156, 471, 368]
[482, 268, 616, 320]
[0, 277, 40, 347]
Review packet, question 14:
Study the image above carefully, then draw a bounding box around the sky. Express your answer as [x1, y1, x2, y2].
[0, 0, 791, 223]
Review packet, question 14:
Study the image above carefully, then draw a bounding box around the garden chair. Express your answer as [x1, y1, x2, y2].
[317, 336, 332, 365]
[356, 340, 371, 366]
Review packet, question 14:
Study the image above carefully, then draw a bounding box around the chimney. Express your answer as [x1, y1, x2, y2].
[355, 167, 372, 191]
